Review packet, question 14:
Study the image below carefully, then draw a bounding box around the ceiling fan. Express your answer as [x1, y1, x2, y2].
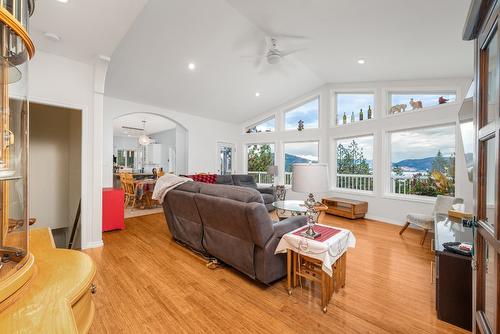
[243, 36, 307, 71]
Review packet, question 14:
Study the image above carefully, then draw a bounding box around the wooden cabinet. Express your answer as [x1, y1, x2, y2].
[433, 215, 473, 330]
[0, 228, 96, 333]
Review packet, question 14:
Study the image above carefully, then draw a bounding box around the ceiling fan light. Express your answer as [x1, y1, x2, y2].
[267, 54, 281, 64]
[138, 134, 151, 146]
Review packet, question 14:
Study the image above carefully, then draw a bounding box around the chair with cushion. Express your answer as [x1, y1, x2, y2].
[399, 195, 464, 245]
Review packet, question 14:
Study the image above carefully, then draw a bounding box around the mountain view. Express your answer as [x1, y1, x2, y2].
[392, 156, 453, 172]
[285, 153, 317, 172]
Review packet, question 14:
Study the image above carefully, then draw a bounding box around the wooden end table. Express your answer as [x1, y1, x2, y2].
[286, 249, 347, 313]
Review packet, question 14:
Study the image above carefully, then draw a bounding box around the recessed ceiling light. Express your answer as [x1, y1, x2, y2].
[255, 92, 261, 97]
[56, 0, 69, 3]
[357, 59, 366, 64]
[188, 63, 196, 71]
[44, 32, 61, 42]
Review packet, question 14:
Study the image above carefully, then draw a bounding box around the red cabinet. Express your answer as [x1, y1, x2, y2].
[102, 187, 125, 231]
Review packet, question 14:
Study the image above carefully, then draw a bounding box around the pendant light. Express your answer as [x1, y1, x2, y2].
[138, 120, 151, 146]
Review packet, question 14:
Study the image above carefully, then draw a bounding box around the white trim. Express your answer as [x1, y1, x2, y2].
[331, 187, 376, 197]
[82, 240, 104, 249]
[382, 192, 437, 204]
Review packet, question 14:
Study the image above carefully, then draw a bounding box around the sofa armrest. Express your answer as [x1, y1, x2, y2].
[258, 186, 275, 195]
[273, 216, 307, 238]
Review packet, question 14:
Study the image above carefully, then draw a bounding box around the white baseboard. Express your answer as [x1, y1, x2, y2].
[82, 240, 104, 249]
[364, 214, 403, 226]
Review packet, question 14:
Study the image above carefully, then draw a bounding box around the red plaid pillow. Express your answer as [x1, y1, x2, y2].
[190, 174, 217, 184]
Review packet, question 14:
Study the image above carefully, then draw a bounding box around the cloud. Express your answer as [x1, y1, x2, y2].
[337, 135, 374, 160]
[285, 98, 319, 129]
[284, 141, 319, 159]
[391, 125, 455, 162]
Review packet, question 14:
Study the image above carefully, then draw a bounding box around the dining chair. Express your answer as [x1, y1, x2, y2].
[119, 172, 136, 208]
[399, 195, 464, 245]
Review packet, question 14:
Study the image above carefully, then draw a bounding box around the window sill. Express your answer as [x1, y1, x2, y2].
[383, 101, 460, 118]
[331, 188, 376, 197]
[332, 117, 376, 128]
[382, 193, 436, 204]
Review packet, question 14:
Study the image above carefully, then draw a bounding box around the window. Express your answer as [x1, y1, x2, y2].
[390, 125, 455, 197]
[388, 91, 456, 114]
[285, 97, 319, 130]
[246, 143, 275, 184]
[284, 141, 319, 185]
[116, 149, 137, 169]
[245, 117, 275, 134]
[336, 135, 374, 191]
[336, 93, 374, 125]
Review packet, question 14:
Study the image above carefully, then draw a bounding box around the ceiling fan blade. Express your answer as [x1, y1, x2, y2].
[281, 48, 307, 57]
[122, 126, 143, 131]
[270, 33, 309, 41]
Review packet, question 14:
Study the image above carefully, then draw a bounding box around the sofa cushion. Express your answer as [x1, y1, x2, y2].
[175, 181, 202, 193]
[215, 175, 234, 185]
[232, 175, 258, 189]
[199, 183, 263, 204]
[261, 193, 275, 205]
[190, 174, 217, 184]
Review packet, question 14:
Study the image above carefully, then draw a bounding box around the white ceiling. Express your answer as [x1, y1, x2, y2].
[228, 0, 474, 83]
[30, 0, 148, 63]
[29, 0, 474, 124]
[104, 0, 323, 124]
[113, 113, 176, 137]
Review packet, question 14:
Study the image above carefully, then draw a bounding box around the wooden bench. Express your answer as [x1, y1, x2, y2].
[322, 197, 368, 219]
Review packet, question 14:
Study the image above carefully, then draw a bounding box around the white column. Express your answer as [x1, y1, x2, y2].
[83, 55, 109, 249]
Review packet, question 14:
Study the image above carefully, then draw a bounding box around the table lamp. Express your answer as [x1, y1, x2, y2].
[291, 163, 330, 239]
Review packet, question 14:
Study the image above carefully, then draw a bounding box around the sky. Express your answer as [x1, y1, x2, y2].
[337, 135, 374, 160]
[284, 141, 319, 161]
[336, 94, 374, 124]
[254, 117, 275, 132]
[285, 98, 319, 130]
[391, 125, 455, 162]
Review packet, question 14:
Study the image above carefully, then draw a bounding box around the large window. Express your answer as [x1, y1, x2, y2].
[390, 125, 455, 197]
[284, 141, 319, 185]
[247, 143, 275, 184]
[285, 97, 319, 130]
[336, 93, 374, 125]
[245, 117, 275, 134]
[336, 135, 374, 191]
[388, 91, 456, 114]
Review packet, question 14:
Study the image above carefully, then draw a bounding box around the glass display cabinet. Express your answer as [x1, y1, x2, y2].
[0, 0, 35, 303]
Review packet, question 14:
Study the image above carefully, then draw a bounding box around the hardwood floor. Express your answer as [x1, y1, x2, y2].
[84, 213, 470, 334]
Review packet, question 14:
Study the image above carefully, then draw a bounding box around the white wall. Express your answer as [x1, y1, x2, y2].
[238, 78, 473, 225]
[28, 51, 105, 249]
[103, 97, 240, 187]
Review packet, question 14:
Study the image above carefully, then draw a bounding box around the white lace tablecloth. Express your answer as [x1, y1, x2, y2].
[275, 224, 356, 277]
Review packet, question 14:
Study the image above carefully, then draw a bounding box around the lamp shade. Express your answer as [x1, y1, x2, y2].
[266, 165, 279, 176]
[291, 163, 330, 194]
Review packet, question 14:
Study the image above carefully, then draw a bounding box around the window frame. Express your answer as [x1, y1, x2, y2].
[332, 90, 376, 127]
[384, 122, 457, 201]
[332, 134, 375, 195]
[384, 88, 460, 117]
[282, 140, 320, 186]
[283, 96, 320, 131]
[244, 115, 276, 134]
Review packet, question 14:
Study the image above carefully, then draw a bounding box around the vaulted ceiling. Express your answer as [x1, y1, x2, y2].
[31, 0, 473, 124]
